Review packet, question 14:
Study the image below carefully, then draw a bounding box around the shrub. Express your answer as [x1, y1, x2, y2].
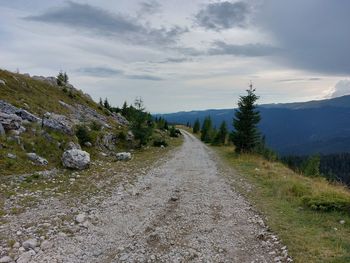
[153, 138, 168, 147]
[118, 131, 126, 141]
[90, 121, 102, 131]
[169, 126, 178, 137]
[302, 194, 350, 212]
[75, 125, 92, 145]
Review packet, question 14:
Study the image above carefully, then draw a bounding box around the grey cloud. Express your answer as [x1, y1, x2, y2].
[277, 78, 321, 83]
[153, 57, 191, 64]
[25, 1, 186, 46]
[126, 74, 163, 81]
[194, 1, 250, 31]
[330, 80, 350, 98]
[258, 0, 350, 74]
[208, 41, 278, 57]
[77, 67, 123, 77]
[76, 67, 162, 81]
[138, 0, 161, 17]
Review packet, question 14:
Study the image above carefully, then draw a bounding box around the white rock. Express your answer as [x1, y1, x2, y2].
[22, 238, 38, 250]
[65, 142, 81, 151]
[40, 240, 52, 251]
[7, 153, 16, 159]
[75, 213, 86, 223]
[0, 256, 12, 263]
[116, 152, 132, 161]
[16, 251, 32, 263]
[13, 242, 20, 248]
[340, 220, 345, 224]
[0, 123, 5, 136]
[0, 79, 5, 85]
[26, 153, 48, 166]
[62, 149, 90, 170]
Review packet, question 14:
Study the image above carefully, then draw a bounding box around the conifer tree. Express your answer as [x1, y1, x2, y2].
[57, 71, 68, 86]
[213, 121, 228, 145]
[104, 98, 111, 110]
[193, 119, 200, 134]
[231, 84, 261, 153]
[201, 116, 213, 143]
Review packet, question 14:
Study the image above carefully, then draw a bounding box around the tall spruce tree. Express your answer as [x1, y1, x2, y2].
[231, 85, 261, 153]
[201, 116, 213, 143]
[193, 118, 200, 134]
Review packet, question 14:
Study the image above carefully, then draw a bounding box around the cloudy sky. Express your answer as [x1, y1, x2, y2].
[1, 0, 350, 113]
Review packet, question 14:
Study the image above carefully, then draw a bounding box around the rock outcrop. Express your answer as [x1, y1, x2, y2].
[0, 112, 22, 130]
[0, 100, 40, 123]
[42, 112, 73, 135]
[101, 133, 117, 150]
[112, 112, 129, 126]
[27, 153, 48, 166]
[62, 149, 90, 170]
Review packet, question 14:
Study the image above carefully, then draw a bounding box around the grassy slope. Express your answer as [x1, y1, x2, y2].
[215, 146, 350, 263]
[0, 69, 102, 116]
[0, 69, 121, 175]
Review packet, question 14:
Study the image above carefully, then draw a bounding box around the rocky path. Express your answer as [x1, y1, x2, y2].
[3, 131, 291, 263]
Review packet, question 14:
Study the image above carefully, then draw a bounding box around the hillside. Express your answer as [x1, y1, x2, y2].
[0, 69, 179, 177]
[158, 95, 350, 155]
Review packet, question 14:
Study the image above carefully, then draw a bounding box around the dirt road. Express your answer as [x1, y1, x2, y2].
[13, 131, 289, 262]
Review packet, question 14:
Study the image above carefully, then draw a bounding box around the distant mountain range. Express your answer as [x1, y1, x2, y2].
[158, 95, 350, 155]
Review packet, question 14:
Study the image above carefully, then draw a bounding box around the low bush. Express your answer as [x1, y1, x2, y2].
[75, 125, 93, 145]
[90, 121, 102, 131]
[153, 138, 168, 147]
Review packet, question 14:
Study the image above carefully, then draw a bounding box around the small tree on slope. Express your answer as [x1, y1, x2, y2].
[231, 85, 261, 153]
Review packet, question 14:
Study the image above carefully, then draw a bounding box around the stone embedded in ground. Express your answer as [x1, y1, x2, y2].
[65, 141, 81, 151]
[84, 141, 92, 147]
[40, 240, 52, 251]
[75, 213, 86, 224]
[27, 152, 48, 166]
[116, 152, 132, 161]
[62, 149, 90, 170]
[22, 238, 38, 250]
[0, 256, 12, 263]
[7, 153, 16, 159]
[16, 251, 32, 263]
[0, 123, 5, 136]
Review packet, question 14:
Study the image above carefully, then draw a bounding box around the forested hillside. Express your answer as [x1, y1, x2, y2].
[158, 95, 350, 155]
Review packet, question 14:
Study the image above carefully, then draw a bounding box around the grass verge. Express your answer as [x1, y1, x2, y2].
[213, 146, 350, 263]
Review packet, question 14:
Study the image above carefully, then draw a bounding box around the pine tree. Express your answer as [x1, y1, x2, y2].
[193, 119, 200, 134]
[131, 97, 153, 146]
[200, 116, 213, 143]
[213, 121, 228, 145]
[57, 71, 68, 86]
[104, 98, 111, 110]
[99, 97, 103, 107]
[231, 84, 261, 153]
[63, 72, 69, 84]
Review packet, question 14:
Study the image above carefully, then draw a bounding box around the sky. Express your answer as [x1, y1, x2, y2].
[1, 0, 350, 113]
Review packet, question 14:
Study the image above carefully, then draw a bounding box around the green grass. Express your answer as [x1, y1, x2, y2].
[214, 146, 350, 263]
[0, 69, 103, 117]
